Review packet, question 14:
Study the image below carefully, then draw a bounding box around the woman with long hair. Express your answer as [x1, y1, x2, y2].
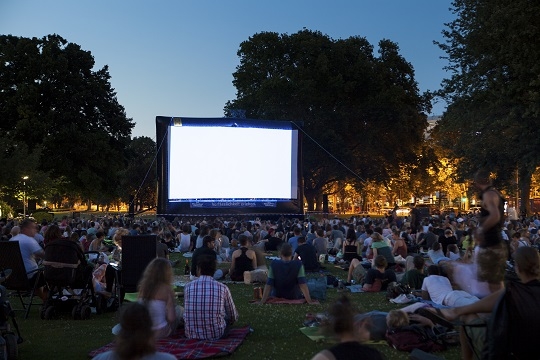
[43, 224, 64, 246]
[92, 302, 175, 360]
[138, 258, 182, 339]
[342, 227, 361, 262]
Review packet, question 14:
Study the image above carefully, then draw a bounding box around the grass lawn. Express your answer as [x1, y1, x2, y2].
[11, 253, 462, 360]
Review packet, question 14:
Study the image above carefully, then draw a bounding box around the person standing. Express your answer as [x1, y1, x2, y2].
[184, 255, 238, 340]
[473, 169, 507, 293]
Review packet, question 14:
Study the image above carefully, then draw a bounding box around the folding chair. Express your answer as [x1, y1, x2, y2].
[0, 241, 44, 319]
[119, 235, 157, 303]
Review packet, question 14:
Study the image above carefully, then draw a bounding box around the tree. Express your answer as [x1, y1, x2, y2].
[434, 0, 540, 214]
[118, 136, 157, 211]
[0, 34, 134, 209]
[225, 30, 431, 210]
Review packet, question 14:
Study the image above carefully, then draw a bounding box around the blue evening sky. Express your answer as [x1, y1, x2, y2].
[1, 0, 455, 139]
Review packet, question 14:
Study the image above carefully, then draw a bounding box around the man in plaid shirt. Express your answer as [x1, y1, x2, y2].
[184, 255, 238, 340]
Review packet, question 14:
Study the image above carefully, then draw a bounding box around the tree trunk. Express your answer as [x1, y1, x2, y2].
[86, 199, 91, 211]
[519, 166, 533, 216]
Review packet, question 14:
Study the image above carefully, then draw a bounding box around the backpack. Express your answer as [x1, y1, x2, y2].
[385, 281, 411, 301]
[386, 325, 446, 353]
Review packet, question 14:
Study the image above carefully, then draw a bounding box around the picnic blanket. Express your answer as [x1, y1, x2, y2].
[249, 297, 320, 304]
[88, 326, 251, 359]
[300, 327, 387, 345]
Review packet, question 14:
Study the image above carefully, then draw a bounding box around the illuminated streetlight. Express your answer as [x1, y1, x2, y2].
[22, 176, 29, 218]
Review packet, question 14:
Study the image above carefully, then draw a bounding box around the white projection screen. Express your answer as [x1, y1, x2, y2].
[156, 116, 303, 217]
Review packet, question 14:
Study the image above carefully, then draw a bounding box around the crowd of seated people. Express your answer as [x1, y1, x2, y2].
[4, 209, 540, 360]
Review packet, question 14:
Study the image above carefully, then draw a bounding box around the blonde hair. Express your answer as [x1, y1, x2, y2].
[386, 310, 409, 329]
[113, 228, 129, 246]
[138, 258, 173, 301]
[371, 232, 383, 242]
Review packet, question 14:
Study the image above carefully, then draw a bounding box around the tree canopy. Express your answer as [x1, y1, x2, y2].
[0, 34, 135, 210]
[433, 0, 540, 213]
[225, 30, 431, 210]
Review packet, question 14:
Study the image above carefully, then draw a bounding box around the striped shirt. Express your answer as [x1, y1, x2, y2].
[184, 275, 238, 340]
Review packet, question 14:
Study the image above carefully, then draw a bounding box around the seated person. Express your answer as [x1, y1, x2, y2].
[346, 258, 367, 285]
[370, 232, 396, 269]
[311, 295, 384, 360]
[293, 236, 320, 272]
[184, 255, 238, 340]
[312, 229, 328, 259]
[10, 219, 47, 301]
[93, 302, 175, 360]
[421, 264, 479, 307]
[229, 234, 256, 281]
[427, 241, 451, 265]
[190, 235, 229, 280]
[260, 243, 315, 303]
[446, 243, 462, 261]
[362, 255, 397, 292]
[261, 228, 283, 251]
[137, 258, 183, 339]
[400, 255, 426, 290]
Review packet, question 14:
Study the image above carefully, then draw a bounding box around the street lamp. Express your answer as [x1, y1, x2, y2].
[22, 176, 28, 217]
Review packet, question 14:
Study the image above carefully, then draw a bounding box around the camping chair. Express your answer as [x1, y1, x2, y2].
[0, 241, 44, 319]
[119, 235, 157, 304]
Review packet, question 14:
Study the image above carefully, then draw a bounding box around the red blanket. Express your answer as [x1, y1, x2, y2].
[249, 297, 320, 304]
[88, 326, 251, 359]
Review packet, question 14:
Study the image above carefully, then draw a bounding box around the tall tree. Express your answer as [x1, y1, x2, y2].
[434, 0, 540, 214]
[225, 30, 431, 210]
[119, 136, 157, 211]
[0, 34, 134, 208]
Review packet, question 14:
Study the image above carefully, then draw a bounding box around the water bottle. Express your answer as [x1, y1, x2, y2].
[184, 260, 190, 275]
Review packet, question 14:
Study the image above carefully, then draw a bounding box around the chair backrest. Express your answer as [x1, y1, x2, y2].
[0, 241, 31, 291]
[121, 235, 157, 293]
[43, 239, 86, 286]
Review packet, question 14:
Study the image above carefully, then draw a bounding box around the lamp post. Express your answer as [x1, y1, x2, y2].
[22, 176, 29, 217]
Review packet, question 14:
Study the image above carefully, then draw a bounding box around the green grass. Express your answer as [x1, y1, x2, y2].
[11, 254, 461, 360]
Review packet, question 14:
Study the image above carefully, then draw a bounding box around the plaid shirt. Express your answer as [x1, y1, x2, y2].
[184, 275, 238, 340]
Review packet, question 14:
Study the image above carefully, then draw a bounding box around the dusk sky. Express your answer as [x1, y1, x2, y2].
[1, 1, 455, 140]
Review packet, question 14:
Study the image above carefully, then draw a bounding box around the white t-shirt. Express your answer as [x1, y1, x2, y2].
[10, 233, 42, 278]
[421, 274, 453, 305]
[178, 233, 191, 252]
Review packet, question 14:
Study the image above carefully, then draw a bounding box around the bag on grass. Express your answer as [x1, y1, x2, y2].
[306, 276, 327, 301]
[385, 281, 411, 301]
[386, 324, 446, 353]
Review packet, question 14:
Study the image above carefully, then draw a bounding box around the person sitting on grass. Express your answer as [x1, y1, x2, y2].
[346, 255, 396, 291]
[229, 234, 256, 282]
[190, 235, 229, 280]
[184, 255, 238, 340]
[92, 302, 176, 360]
[400, 255, 426, 290]
[310, 295, 384, 360]
[138, 258, 183, 339]
[259, 243, 316, 304]
[294, 236, 320, 272]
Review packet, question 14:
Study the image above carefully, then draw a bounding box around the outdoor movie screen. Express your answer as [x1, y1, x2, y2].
[156, 116, 303, 216]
